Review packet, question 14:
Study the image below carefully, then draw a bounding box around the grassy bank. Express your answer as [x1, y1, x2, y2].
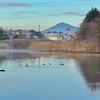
[0, 42, 10, 49]
[0, 39, 100, 53]
[27, 40, 100, 53]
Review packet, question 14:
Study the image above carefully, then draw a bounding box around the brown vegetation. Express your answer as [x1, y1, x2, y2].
[0, 42, 9, 49]
[0, 39, 99, 53]
[76, 7, 100, 48]
[26, 40, 100, 53]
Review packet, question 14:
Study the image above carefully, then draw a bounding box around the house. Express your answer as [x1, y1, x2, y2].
[64, 34, 72, 40]
[6, 30, 19, 39]
[4, 29, 31, 39]
[30, 30, 42, 39]
[26, 31, 31, 38]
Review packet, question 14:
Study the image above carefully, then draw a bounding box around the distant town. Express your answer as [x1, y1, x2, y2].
[1, 22, 78, 41]
[2, 29, 76, 40]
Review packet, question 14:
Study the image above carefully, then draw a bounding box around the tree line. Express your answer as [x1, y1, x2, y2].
[76, 7, 100, 45]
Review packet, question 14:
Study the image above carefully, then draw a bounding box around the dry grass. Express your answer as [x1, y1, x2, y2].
[0, 42, 9, 49]
[27, 40, 100, 53]
[0, 39, 100, 53]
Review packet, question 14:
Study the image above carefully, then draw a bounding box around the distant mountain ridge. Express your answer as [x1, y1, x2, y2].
[43, 22, 79, 35]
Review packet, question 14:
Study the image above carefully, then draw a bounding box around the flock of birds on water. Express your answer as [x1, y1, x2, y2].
[19, 62, 64, 67]
[0, 60, 65, 72]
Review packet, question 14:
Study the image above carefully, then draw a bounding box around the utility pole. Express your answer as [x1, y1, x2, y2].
[16, 24, 17, 30]
[39, 24, 40, 32]
[39, 24, 40, 38]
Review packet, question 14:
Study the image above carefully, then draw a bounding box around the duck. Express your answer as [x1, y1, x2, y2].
[0, 69, 5, 72]
[25, 63, 28, 66]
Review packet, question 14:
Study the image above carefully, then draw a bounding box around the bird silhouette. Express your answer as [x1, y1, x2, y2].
[0, 69, 5, 72]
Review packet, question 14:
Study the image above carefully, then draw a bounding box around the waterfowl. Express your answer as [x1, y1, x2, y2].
[0, 69, 5, 72]
[25, 63, 28, 66]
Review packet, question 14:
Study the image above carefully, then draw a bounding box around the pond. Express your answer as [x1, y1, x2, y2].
[0, 49, 100, 100]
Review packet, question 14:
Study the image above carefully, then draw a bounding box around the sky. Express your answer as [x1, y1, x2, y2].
[0, 0, 100, 31]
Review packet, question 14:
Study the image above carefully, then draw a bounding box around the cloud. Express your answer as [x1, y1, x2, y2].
[0, 2, 33, 7]
[0, 1, 55, 7]
[47, 11, 85, 17]
[48, 13, 60, 16]
[13, 10, 44, 17]
[63, 11, 85, 16]
[15, 11, 37, 14]
[0, 16, 33, 20]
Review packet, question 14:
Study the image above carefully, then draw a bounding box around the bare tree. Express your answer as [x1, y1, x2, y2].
[86, 22, 98, 42]
[76, 22, 99, 42]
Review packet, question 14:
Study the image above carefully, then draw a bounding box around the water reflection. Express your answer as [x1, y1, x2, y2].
[0, 51, 100, 100]
[76, 55, 100, 91]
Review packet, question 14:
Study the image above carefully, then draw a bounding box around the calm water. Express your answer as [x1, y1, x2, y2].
[0, 50, 100, 100]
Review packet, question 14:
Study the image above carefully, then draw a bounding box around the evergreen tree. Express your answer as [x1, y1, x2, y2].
[0, 28, 8, 40]
[0, 28, 3, 34]
[84, 7, 99, 22]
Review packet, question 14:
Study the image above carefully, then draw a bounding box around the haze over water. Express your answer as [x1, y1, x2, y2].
[0, 50, 100, 100]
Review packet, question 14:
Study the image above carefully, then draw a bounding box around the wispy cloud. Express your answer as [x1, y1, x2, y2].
[63, 11, 85, 16]
[48, 13, 60, 16]
[0, 16, 34, 20]
[13, 10, 45, 16]
[0, 1, 55, 7]
[47, 11, 85, 17]
[15, 11, 37, 14]
[0, 2, 33, 7]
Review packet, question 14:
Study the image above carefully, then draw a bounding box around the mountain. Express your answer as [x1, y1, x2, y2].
[42, 22, 79, 35]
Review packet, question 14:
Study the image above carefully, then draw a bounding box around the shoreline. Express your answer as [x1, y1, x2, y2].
[0, 48, 100, 55]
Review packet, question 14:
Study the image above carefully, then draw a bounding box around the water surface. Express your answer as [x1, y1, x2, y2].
[0, 50, 100, 100]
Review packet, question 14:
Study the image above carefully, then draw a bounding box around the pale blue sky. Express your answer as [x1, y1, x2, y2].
[0, 0, 100, 31]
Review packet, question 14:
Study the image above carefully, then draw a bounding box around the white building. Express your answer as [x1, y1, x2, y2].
[44, 31, 65, 41]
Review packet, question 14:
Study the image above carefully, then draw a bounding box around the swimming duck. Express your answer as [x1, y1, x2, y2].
[0, 69, 5, 72]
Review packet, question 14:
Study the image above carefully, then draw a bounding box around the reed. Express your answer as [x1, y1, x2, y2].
[0, 42, 9, 49]
[27, 40, 100, 53]
[0, 39, 100, 53]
